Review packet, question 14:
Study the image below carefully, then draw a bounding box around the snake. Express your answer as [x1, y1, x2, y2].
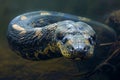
[7, 11, 97, 60]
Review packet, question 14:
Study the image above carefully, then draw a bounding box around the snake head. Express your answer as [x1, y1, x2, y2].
[56, 20, 96, 60]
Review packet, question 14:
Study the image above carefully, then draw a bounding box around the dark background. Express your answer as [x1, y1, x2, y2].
[0, 0, 120, 80]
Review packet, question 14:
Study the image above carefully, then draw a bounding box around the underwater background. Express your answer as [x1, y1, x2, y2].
[0, 0, 120, 80]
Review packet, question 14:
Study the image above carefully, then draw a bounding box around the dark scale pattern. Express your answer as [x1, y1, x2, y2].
[29, 16, 78, 28]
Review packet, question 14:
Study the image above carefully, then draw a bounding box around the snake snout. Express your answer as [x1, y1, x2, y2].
[70, 44, 93, 60]
[60, 34, 93, 59]
[75, 46, 90, 54]
[69, 43, 90, 56]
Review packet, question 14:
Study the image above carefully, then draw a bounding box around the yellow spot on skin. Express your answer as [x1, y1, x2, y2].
[57, 41, 71, 58]
[84, 40, 90, 45]
[67, 40, 73, 45]
[40, 11, 51, 15]
[46, 23, 57, 31]
[19, 30, 27, 34]
[21, 15, 27, 20]
[78, 17, 91, 22]
[12, 24, 26, 34]
[48, 43, 59, 53]
[33, 29, 43, 39]
[12, 24, 25, 31]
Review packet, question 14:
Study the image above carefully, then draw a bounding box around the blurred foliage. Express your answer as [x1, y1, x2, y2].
[0, 0, 120, 80]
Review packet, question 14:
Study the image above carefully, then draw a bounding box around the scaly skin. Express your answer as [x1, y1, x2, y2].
[7, 11, 97, 60]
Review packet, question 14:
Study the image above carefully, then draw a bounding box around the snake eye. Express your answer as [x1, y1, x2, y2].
[62, 38, 69, 44]
[88, 35, 96, 45]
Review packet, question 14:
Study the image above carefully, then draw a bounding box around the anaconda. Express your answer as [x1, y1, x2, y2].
[7, 11, 116, 60]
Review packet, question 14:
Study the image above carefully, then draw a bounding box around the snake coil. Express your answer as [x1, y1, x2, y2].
[7, 11, 96, 60]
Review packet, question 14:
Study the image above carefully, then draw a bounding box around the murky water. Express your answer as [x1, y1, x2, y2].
[0, 0, 120, 80]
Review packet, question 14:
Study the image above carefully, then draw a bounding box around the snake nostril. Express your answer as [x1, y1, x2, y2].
[71, 46, 74, 50]
[74, 46, 90, 54]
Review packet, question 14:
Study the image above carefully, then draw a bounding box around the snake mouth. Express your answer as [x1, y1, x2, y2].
[57, 41, 72, 58]
[57, 41, 93, 60]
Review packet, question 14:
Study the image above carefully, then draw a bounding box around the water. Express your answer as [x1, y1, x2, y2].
[0, 0, 120, 80]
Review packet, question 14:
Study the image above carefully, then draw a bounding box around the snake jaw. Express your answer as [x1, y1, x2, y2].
[57, 41, 74, 59]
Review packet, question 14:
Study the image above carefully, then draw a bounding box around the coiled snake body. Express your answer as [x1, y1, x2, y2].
[7, 11, 96, 60]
